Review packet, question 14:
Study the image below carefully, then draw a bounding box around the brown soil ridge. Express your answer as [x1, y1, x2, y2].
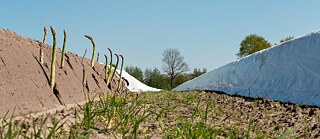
[0, 28, 122, 117]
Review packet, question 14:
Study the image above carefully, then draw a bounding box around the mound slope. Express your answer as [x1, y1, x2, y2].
[174, 29, 320, 106]
[0, 28, 122, 117]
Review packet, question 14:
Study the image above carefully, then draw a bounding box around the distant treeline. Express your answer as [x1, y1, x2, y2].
[125, 66, 207, 90]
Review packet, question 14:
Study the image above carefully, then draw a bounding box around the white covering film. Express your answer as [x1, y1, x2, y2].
[117, 69, 161, 92]
[174, 30, 320, 106]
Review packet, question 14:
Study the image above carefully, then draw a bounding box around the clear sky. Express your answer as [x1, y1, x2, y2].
[1, 1, 320, 72]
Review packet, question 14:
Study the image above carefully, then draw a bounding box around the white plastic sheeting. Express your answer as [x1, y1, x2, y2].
[174, 30, 320, 106]
[116, 69, 161, 92]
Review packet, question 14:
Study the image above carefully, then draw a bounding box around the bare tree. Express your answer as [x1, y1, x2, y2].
[162, 48, 189, 89]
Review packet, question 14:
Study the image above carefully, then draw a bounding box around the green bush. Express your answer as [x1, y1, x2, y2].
[144, 68, 170, 90]
[125, 66, 144, 83]
[237, 34, 271, 58]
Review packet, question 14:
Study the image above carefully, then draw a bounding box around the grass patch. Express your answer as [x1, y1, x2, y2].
[1, 91, 319, 138]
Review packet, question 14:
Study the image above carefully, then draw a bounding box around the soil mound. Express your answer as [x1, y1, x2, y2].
[0, 28, 121, 117]
[174, 29, 320, 107]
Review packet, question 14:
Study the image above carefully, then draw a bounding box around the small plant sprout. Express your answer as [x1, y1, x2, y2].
[109, 53, 119, 86]
[82, 48, 87, 62]
[117, 54, 124, 92]
[40, 26, 47, 64]
[106, 48, 113, 85]
[60, 29, 67, 69]
[84, 34, 96, 67]
[50, 26, 57, 90]
[104, 54, 108, 82]
[82, 65, 86, 86]
[43, 26, 47, 44]
[97, 52, 100, 63]
[39, 43, 44, 64]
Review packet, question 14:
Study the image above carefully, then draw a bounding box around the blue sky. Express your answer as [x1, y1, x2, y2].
[1, 1, 320, 72]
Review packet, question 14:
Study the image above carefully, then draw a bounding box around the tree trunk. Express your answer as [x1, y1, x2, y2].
[170, 76, 174, 89]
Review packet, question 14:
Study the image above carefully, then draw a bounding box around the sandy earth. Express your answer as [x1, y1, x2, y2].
[5, 91, 320, 138]
[1, 28, 320, 138]
[0, 28, 123, 117]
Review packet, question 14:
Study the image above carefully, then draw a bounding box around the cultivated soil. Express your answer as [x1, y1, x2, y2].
[1, 28, 320, 138]
[0, 28, 123, 117]
[2, 91, 320, 138]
